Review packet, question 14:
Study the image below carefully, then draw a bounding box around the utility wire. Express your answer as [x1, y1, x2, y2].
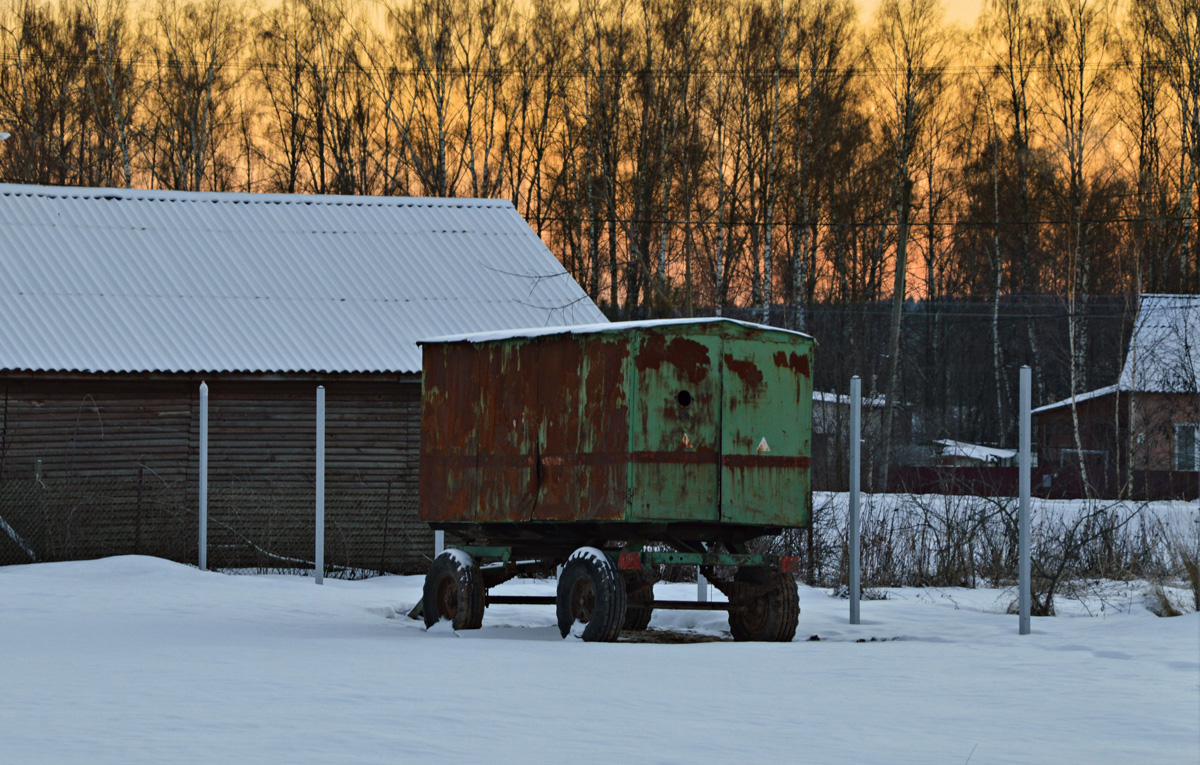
[0, 50, 1182, 79]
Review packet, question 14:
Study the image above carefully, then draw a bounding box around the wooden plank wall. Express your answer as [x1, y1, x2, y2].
[0, 375, 432, 573]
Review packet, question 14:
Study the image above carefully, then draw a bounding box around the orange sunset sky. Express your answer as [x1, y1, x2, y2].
[859, 0, 985, 27]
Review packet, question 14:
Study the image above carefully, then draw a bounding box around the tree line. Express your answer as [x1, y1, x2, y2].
[0, 0, 1196, 451]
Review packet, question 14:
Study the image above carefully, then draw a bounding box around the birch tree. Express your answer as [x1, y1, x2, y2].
[870, 0, 949, 485]
[149, 0, 244, 191]
[81, 0, 148, 188]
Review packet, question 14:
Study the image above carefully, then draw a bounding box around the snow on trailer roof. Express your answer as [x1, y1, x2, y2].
[419, 317, 814, 345]
[0, 184, 604, 375]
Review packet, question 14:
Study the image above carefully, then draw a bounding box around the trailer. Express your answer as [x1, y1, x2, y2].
[414, 318, 814, 641]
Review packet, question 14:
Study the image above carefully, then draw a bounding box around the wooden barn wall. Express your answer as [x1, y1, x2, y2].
[0, 375, 431, 574]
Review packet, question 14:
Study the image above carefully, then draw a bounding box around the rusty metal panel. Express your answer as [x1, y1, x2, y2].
[420, 319, 813, 532]
[419, 342, 482, 522]
[421, 333, 633, 525]
[719, 331, 813, 527]
[534, 336, 630, 521]
[627, 330, 722, 522]
[476, 341, 538, 522]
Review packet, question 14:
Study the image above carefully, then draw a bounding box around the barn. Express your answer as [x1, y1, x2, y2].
[0, 184, 604, 573]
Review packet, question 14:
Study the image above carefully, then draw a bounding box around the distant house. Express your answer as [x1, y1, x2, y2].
[0, 184, 604, 572]
[1033, 294, 1199, 483]
[812, 390, 915, 490]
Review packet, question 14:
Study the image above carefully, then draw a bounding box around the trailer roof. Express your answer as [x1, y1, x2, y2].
[420, 317, 814, 345]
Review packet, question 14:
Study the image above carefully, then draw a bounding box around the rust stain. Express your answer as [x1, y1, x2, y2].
[666, 337, 711, 383]
[721, 454, 811, 468]
[723, 355, 764, 387]
[635, 333, 710, 383]
[773, 350, 810, 376]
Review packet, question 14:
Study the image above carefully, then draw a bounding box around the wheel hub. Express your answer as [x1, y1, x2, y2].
[741, 595, 769, 632]
[435, 574, 459, 619]
[569, 577, 596, 623]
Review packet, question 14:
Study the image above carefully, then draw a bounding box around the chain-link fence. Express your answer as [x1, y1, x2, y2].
[0, 476, 431, 575]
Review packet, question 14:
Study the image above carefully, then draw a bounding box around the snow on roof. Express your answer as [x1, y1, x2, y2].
[0, 184, 605, 375]
[934, 439, 1016, 463]
[813, 390, 889, 407]
[420, 317, 813, 344]
[1031, 384, 1121, 415]
[1119, 294, 1200, 394]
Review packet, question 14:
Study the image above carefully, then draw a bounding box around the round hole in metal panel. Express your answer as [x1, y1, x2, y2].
[676, 390, 692, 407]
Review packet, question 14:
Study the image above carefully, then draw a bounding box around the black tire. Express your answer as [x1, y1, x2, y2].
[623, 576, 655, 631]
[556, 548, 627, 642]
[422, 550, 485, 630]
[728, 567, 800, 642]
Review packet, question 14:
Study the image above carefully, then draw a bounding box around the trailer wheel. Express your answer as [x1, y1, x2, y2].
[728, 568, 800, 642]
[422, 550, 485, 630]
[623, 576, 654, 631]
[557, 548, 627, 642]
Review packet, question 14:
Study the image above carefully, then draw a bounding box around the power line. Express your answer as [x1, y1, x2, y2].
[528, 213, 1196, 228]
[0, 50, 1182, 79]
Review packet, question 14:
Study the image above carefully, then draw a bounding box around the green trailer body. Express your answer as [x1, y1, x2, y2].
[418, 319, 814, 545]
[415, 318, 815, 641]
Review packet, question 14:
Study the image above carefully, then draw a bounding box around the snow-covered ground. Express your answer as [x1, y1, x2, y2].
[2, 556, 1196, 764]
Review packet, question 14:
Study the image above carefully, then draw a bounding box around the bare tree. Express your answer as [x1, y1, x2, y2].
[1140, 0, 1200, 290]
[870, 0, 950, 486]
[782, 0, 857, 332]
[81, 0, 149, 188]
[0, 0, 89, 185]
[977, 0, 1052, 407]
[1040, 0, 1117, 494]
[148, 0, 245, 191]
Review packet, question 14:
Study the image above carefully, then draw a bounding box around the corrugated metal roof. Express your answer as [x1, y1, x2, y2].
[0, 184, 606, 374]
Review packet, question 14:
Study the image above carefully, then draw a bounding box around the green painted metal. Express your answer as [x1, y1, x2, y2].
[419, 320, 814, 533]
[454, 545, 781, 569]
[455, 545, 513, 562]
[636, 551, 775, 567]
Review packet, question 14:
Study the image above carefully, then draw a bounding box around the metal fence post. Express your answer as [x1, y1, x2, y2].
[1019, 366, 1031, 635]
[316, 385, 325, 585]
[697, 569, 708, 602]
[850, 375, 861, 625]
[199, 381, 208, 572]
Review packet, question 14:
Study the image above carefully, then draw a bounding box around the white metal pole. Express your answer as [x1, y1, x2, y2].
[697, 569, 708, 602]
[198, 381, 208, 572]
[849, 375, 861, 625]
[315, 385, 325, 585]
[1019, 366, 1031, 635]
[434, 530, 445, 557]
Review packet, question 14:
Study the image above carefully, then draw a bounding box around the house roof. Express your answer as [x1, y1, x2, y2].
[0, 184, 604, 375]
[1032, 294, 1199, 415]
[1118, 294, 1200, 393]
